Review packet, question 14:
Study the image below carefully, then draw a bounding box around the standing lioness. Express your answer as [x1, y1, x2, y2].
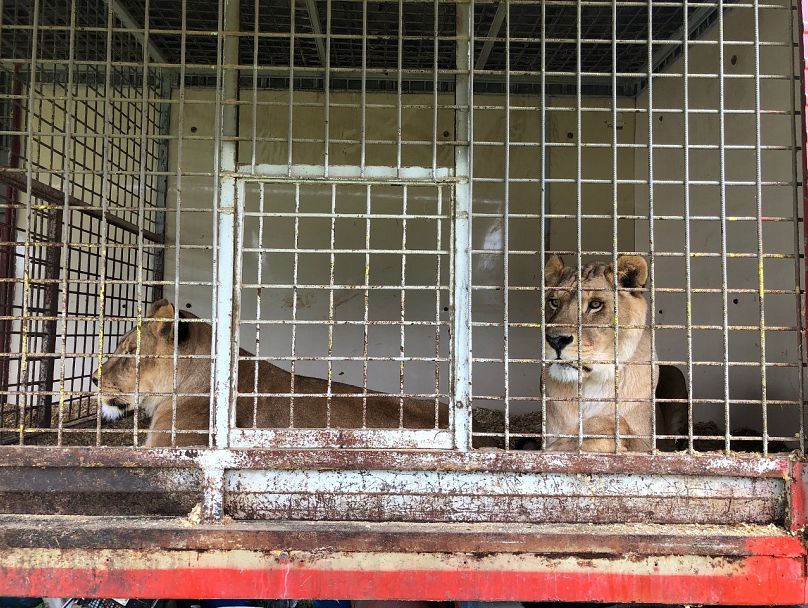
[542, 254, 669, 452]
[95, 300, 448, 446]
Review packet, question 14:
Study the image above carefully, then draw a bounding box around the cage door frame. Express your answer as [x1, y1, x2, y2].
[226, 166, 462, 450]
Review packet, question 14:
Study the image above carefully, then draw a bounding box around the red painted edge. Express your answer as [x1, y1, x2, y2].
[745, 534, 806, 557]
[789, 461, 808, 532]
[1, 556, 805, 604]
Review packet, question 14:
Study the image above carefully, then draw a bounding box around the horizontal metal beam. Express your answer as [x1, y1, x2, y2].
[0, 168, 165, 243]
[225, 469, 784, 525]
[237, 164, 455, 182]
[0, 454, 789, 524]
[0, 515, 803, 556]
[0, 447, 791, 477]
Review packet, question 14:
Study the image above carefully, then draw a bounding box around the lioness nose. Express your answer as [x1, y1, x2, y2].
[91, 375, 98, 387]
[546, 334, 573, 355]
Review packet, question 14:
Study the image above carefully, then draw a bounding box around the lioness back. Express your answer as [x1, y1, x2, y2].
[98, 300, 450, 445]
[236, 359, 448, 430]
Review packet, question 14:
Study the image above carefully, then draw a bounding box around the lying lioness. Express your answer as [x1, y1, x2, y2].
[95, 299, 449, 447]
[542, 254, 684, 452]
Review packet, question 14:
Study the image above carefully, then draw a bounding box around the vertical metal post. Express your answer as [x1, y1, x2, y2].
[681, 0, 695, 453]
[34, 199, 64, 429]
[152, 75, 172, 302]
[798, 0, 808, 455]
[610, 0, 620, 451]
[502, 0, 510, 448]
[717, 0, 730, 453]
[751, 0, 768, 455]
[452, 0, 472, 451]
[0, 69, 22, 424]
[54, 0, 77, 445]
[539, 0, 547, 449]
[790, 0, 806, 455]
[645, 0, 657, 453]
[575, 0, 584, 450]
[208, 0, 240, 521]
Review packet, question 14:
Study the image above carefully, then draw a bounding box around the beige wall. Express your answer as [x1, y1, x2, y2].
[632, 0, 802, 437]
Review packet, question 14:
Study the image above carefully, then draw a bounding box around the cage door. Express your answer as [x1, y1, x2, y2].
[225, 169, 463, 449]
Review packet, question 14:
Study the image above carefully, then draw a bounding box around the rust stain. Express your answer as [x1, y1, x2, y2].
[283, 293, 314, 310]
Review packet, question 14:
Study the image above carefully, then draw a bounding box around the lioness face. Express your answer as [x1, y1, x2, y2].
[93, 299, 191, 420]
[543, 255, 649, 383]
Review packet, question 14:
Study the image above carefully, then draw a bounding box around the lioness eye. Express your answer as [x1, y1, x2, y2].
[588, 300, 603, 311]
[547, 298, 559, 309]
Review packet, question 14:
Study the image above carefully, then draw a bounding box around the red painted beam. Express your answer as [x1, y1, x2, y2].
[0, 550, 805, 604]
[0, 560, 804, 604]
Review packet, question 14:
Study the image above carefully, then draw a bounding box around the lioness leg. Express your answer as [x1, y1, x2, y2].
[144, 397, 210, 448]
[545, 415, 633, 453]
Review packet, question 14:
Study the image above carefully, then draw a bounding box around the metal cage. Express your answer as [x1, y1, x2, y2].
[0, 0, 806, 603]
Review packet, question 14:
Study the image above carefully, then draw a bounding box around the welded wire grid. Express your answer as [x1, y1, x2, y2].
[0, 0, 170, 444]
[0, 0, 803, 453]
[235, 181, 452, 442]
[469, 0, 805, 454]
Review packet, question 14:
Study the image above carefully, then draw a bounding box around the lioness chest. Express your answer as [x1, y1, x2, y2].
[543, 361, 657, 450]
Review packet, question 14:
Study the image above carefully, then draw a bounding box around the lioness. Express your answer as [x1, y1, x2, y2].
[95, 299, 450, 447]
[542, 254, 682, 452]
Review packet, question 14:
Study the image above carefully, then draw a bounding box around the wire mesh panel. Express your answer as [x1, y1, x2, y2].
[232, 177, 453, 448]
[0, 0, 802, 459]
[468, 0, 805, 455]
[0, 0, 169, 444]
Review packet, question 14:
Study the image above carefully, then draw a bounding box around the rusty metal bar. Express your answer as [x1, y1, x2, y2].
[0, 446, 791, 477]
[33, 193, 63, 429]
[799, 0, 808, 459]
[0, 68, 21, 434]
[452, 0, 473, 451]
[0, 515, 804, 556]
[207, 0, 240, 520]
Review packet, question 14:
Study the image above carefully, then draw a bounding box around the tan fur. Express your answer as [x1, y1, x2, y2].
[544, 415, 635, 453]
[144, 396, 211, 447]
[542, 255, 661, 452]
[95, 300, 452, 446]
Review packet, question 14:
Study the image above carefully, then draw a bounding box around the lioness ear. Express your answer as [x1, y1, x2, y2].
[544, 254, 564, 284]
[148, 299, 174, 319]
[611, 255, 648, 290]
[147, 299, 175, 339]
